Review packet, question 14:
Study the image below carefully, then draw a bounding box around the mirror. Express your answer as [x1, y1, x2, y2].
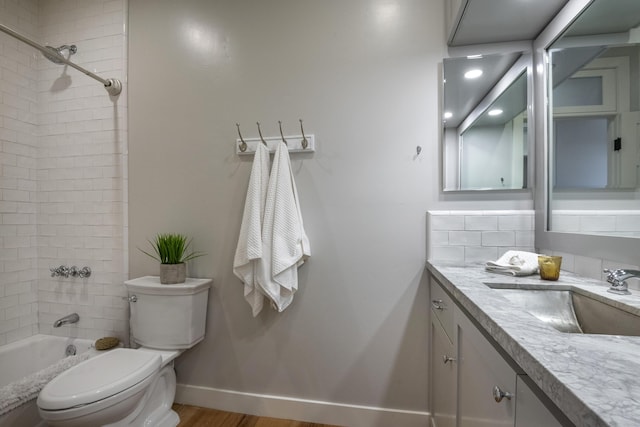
[547, 0, 640, 237]
[442, 53, 531, 191]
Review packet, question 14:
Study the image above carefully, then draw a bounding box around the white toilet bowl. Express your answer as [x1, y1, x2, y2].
[37, 348, 181, 427]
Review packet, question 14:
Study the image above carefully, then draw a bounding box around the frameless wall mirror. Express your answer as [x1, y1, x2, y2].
[442, 53, 531, 191]
[547, 0, 640, 237]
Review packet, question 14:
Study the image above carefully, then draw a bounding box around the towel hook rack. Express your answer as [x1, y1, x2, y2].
[256, 122, 268, 146]
[278, 121, 288, 145]
[299, 119, 308, 149]
[236, 123, 247, 152]
[234, 121, 315, 155]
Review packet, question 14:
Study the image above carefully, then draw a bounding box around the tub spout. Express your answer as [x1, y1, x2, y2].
[53, 313, 79, 328]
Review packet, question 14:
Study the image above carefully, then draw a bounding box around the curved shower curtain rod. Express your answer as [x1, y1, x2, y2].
[0, 23, 122, 96]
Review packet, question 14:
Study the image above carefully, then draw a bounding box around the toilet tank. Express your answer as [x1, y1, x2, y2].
[124, 276, 212, 350]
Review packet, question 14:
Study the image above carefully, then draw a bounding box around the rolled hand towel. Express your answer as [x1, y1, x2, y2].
[485, 250, 540, 276]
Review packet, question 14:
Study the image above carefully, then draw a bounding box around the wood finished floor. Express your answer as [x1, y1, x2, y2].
[173, 404, 343, 427]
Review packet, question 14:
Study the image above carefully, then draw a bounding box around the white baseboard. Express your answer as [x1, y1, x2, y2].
[175, 384, 429, 427]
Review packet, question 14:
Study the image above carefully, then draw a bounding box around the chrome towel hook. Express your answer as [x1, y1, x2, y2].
[299, 119, 308, 149]
[278, 121, 288, 145]
[256, 122, 268, 146]
[236, 123, 247, 152]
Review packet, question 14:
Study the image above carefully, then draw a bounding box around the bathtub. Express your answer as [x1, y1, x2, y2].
[0, 334, 95, 427]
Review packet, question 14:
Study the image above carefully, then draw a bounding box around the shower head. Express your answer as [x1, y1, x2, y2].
[43, 44, 77, 64]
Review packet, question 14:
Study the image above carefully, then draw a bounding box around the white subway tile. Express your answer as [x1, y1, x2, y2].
[616, 215, 640, 232]
[498, 215, 533, 231]
[465, 246, 498, 263]
[580, 215, 616, 232]
[429, 246, 464, 262]
[482, 231, 515, 247]
[430, 215, 465, 231]
[574, 256, 603, 280]
[449, 231, 482, 246]
[515, 231, 534, 247]
[429, 231, 449, 247]
[465, 215, 498, 231]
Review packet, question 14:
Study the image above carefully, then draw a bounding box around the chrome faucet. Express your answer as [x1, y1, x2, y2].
[53, 313, 79, 328]
[604, 269, 640, 295]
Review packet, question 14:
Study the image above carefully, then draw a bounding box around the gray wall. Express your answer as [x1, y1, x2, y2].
[128, 0, 532, 412]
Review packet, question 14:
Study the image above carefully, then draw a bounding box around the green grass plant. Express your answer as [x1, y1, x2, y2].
[140, 233, 205, 264]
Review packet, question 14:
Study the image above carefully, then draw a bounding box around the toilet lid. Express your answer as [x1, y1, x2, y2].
[38, 348, 161, 411]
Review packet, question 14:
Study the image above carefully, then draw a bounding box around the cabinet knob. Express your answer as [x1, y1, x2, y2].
[492, 386, 513, 402]
[442, 355, 456, 364]
[431, 299, 444, 310]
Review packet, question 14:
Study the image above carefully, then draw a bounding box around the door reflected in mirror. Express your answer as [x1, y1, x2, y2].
[442, 53, 530, 191]
[550, 48, 637, 190]
[547, 0, 640, 238]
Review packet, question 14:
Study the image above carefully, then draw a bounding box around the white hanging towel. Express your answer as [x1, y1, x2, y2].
[233, 143, 271, 316]
[256, 141, 310, 312]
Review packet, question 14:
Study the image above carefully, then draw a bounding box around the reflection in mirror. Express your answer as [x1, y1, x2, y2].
[547, 0, 640, 237]
[442, 53, 529, 191]
[460, 72, 527, 190]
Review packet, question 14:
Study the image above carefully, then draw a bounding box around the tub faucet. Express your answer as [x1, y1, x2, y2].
[53, 313, 79, 328]
[604, 269, 640, 295]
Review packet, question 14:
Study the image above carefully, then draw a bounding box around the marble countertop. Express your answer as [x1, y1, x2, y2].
[426, 261, 640, 427]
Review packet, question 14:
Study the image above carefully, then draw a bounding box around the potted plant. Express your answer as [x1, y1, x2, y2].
[140, 233, 205, 284]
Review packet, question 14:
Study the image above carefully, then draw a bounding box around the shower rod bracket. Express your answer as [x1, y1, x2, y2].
[105, 78, 122, 96]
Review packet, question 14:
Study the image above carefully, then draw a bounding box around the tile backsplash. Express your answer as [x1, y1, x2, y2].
[550, 210, 640, 237]
[538, 249, 640, 291]
[427, 210, 640, 291]
[427, 210, 535, 263]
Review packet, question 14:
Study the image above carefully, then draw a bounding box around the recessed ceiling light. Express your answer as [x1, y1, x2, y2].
[464, 69, 483, 79]
[488, 109, 503, 116]
[466, 54, 483, 59]
[444, 112, 453, 119]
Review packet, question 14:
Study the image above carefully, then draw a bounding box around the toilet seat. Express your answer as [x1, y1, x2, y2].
[38, 348, 161, 411]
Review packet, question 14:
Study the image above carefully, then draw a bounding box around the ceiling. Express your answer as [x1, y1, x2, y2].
[443, 53, 521, 128]
[444, 0, 569, 130]
[444, 0, 640, 131]
[449, 0, 570, 46]
[563, 0, 640, 37]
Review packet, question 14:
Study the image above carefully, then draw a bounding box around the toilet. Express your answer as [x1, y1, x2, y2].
[37, 276, 212, 427]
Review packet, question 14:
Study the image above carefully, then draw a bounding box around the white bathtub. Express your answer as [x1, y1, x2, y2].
[0, 334, 95, 427]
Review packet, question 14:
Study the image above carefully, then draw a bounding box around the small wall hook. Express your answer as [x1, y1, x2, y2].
[278, 120, 288, 145]
[299, 119, 308, 149]
[416, 146, 422, 156]
[256, 122, 268, 146]
[236, 123, 247, 152]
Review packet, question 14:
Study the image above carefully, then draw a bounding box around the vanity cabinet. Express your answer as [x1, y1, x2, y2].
[429, 276, 569, 427]
[430, 316, 456, 427]
[456, 306, 516, 426]
[515, 375, 566, 427]
[430, 277, 456, 427]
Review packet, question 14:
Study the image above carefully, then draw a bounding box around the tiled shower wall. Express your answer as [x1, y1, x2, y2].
[0, 0, 128, 345]
[0, 0, 40, 345]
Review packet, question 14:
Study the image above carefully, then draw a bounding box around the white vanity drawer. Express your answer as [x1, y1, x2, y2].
[431, 278, 455, 341]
